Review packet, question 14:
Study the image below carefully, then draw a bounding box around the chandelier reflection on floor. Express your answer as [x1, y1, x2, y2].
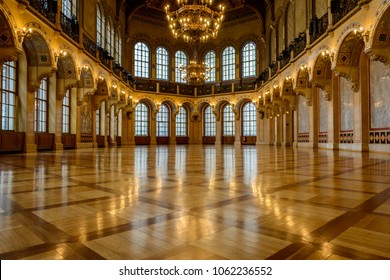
[165, 0, 225, 43]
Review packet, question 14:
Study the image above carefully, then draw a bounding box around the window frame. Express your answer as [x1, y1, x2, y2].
[134, 42, 150, 78]
[222, 46, 236, 81]
[62, 88, 71, 134]
[203, 105, 216, 137]
[242, 102, 257, 136]
[35, 77, 49, 133]
[156, 46, 169, 81]
[175, 50, 188, 83]
[205, 50, 216, 83]
[156, 103, 170, 137]
[135, 102, 149, 136]
[222, 104, 235, 136]
[1, 61, 17, 131]
[62, 0, 78, 19]
[176, 106, 188, 137]
[241, 42, 257, 78]
[96, 4, 105, 48]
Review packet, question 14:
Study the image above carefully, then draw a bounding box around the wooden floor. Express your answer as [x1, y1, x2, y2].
[0, 145, 389, 260]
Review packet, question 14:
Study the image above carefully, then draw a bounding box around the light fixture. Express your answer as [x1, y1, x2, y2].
[80, 65, 89, 72]
[165, 0, 225, 43]
[180, 51, 213, 84]
[18, 27, 32, 41]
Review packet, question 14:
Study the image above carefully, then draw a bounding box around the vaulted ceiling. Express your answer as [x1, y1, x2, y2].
[117, 0, 274, 33]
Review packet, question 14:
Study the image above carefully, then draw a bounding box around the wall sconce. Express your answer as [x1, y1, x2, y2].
[112, 83, 117, 89]
[80, 65, 89, 72]
[18, 27, 32, 41]
[258, 95, 262, 99]
[321, 50, 334, 61]
[354, 26, 364, 35]
[300, 65, 308, 71]
[285, 76, 292, 81]
[98, 76, 104, 82]
[265, 90, 270, 95]
[273, 85, 279, 89]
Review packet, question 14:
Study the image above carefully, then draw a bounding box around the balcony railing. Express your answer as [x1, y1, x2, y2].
[293, 32, 306, 57]
[28, 0, 56, 24]
[60, 12, 79, 43]
[310, 13, 329, 43]
[332, 0, 359, 25]
[83, 35, 97, 58]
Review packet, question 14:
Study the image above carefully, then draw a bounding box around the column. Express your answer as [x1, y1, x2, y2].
[310, 87, 319, 148]
[275, 115, 282, 146]
[329, 72, 340, 148]
[283, 111, 293, 146]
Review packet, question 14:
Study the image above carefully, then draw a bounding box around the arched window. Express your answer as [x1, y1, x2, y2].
[242, 42, 256, 78]
[1, 61, 17, 131]
[176, 107, 187, 136]
[134, 42, 150, 78]
[222, 46, 235, 81]
[62, 0, 77, 18]
[107, 19, 114, 57]
[242, 102, 257, 136]
[35, 78, 48, 132]
[115, 31, 122, 64]
[62, 89, 71, 133]
[135, 102, 149, 136]
[223, 104, 235, 136]
[204, 105, 216, 136]
[175, 50, 187, 83]
[156, 104, 169, 137]
[156, 47, 169, 81]
[96, 4, 105, 48]
[205, 50, 216, 82]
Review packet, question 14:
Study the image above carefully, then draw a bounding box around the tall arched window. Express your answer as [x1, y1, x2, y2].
[62, 0, 77, 18]
[135, 102, 149, 136]
[175, 50, 187, 83]
[115, 31, 122, 64]
[205, 50, 216, 82]
[204, 105, 216, 136]
[96, 4, 105, 48]
[176, 107, 187, 136]
[134, 42, 150, 78]
[62, 89, 71, 133]
[1, 61, 17, 131]
[156, 104, 169, 137]
[107, 19, 114, 57]
[222, 46, 235, 81]
[242, 102, 257, 136]
[35, 78, 48, 132]
[223, 104, 235, 136]
[96, 108, 100, 135]
[156, 47, 169, 81]
[242, 42, 257, 78]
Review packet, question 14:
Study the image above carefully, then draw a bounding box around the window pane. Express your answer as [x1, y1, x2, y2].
[175, 50, 187, 83]
[176, 107, 187, 136]
[204, 105, 216, 136]
[242, 42, 257, 78]
[135, 103, 149, 136]
[134, 42, 150, 78]
[223, 104, 235, 136]
[156, 47, 169, 81]
[1, 61, 17, 130]
[35, 78, 48, 132]
[62, 89, 71, 133]
[156, 104, 169, 137]
[222, 46, 235, 81]
[242, 102, 257, 136]
[205, 51, 216, 82]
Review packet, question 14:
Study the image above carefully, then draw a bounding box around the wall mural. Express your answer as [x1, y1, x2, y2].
[319, 89, 328, 133]
[370, 60, 390, 129]
[298, 95, 309, 133]
[340, 77, 354, 132]
[80, 95, 93, 134]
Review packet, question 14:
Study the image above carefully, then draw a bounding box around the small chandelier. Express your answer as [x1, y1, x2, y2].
[180, 55, 213, 84]
[165, 0, 225, 43]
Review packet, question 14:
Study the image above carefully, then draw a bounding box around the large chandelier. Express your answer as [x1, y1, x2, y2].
[165, 0, 225, 43]
[180, 52, 212, 84]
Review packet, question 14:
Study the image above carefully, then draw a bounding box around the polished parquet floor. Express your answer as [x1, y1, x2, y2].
[0, 145, 390, 260]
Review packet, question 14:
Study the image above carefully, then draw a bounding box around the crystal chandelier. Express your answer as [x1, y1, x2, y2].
[165, 0, 225, 43]
[180, 51, 212, 84]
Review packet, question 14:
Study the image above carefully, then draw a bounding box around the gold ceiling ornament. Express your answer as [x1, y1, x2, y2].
[179, 51, 213, 84]
[165, 0, 225, 43]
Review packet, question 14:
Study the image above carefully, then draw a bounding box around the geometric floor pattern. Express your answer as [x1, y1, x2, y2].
[0, 145, 389, 259]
